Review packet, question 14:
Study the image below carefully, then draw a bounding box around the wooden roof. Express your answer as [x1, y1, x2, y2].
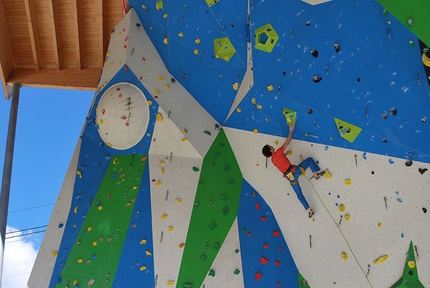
[0, 0, 125, 99]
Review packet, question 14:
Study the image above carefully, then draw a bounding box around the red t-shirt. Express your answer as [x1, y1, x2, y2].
[271, 146, 292, 174]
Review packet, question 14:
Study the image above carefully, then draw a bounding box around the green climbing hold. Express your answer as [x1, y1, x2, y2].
[214, 37, 236, 62]
[193, 166, 200, 172]
[208, 221, 217, 230]
[200, 255, 207, 261]
[235, 249, 239, 253]
[221, 194, 227, 201]
[228, 179, 235, 184]
[208, 269, 216, 277]
[283, 108, 297, 127]
[156, 0, 163, 10]
[254, 23, 279, 53]
[182, 283, 193, 288]
[223, 165, 230, 172]
[204, 130, 212, 136]
[199, 180, 204, 184]
[219, 143, 225, 147]
[214, 152, 221, 158]
[234, 269, 240, 275]
[194, 201, 200, 207]
[205, 0, 220, 8]
[223, 206, 230, 215]
[334, 118, 362, 143]
[213, 242, 220, 250]
[241, 228, 247, 232]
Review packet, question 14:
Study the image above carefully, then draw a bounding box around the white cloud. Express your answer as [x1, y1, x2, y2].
[1, 226, 38, 288]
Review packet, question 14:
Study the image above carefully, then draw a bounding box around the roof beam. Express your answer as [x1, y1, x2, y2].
[24, 0, 43, 71]
[0, 0, 16, 99]
[73, 0, 84, 69]
[47, 0, 63, 70]
[101, 0, 108, 68]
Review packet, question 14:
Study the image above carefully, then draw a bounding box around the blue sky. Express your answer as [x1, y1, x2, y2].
[0, 87, 93, 287]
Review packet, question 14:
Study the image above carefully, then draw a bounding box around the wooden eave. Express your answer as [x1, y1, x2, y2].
[0, 0, 124, 99]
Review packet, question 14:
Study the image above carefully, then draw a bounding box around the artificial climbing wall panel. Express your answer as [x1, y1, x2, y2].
[225, 127, 430, 287]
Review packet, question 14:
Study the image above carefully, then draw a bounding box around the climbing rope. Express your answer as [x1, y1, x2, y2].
[306, 177, 374, 288]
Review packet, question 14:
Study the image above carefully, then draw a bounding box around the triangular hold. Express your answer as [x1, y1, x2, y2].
[283, 108, 297, 127]
[391, 241, 425, 288]
[334, 117, 362, 143]
[260, 256, 269, 265]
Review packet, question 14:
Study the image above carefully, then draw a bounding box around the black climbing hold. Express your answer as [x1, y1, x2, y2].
[334, 43, 340, 52]
[357, 78, 361, 82]
[382, 112, 388, 119]
[338, 124, 343, 129]
[305, 21, 310, 26]
[136, 23, 141, 27]
[230, 23, 234, 28]
[382, 138, 387, 143]
[423, 207, 427, 213]
[371, 171, 374, 175]
[307, 109, 313, 114]
[422, 117, 427, 123]
[345, 128, 351, 133]
[389, 108, 397, 116]
[282, 71, 286, 75]
[313, 75, 322, 83]
[311, 49, 318, 58]
[182, 73, 187, 78]
[419, 168, 428, 174]
[409, 271, 414, 275]
[171, 78, 176, 83]
[405, 160, 413, 167]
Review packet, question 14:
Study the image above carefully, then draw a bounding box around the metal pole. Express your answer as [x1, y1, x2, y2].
[0, 82, 20, 287]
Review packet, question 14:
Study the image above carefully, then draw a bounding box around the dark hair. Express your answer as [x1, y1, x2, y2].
[262, 145, 272, 157]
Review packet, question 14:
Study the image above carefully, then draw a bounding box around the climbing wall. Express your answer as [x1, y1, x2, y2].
[29, 0, 430, 287]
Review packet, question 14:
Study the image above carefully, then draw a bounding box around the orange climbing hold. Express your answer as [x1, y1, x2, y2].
[255, 272, 262, 281]
[260, 257, 269, 264]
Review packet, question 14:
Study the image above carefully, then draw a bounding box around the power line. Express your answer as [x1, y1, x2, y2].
[5, 230, 46, 240]
[8, 203, 55, 214]
[2, 271, 30, 279]
[6, 225, 47, 235]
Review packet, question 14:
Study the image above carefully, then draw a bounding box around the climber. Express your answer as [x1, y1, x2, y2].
[262, 125, 325, 218]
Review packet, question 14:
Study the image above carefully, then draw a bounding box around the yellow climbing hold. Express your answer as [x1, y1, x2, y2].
[339, 204, 345, 212]
[156, 181, 161, 187]
[344, 179, 351, 186]
[167, 226, 174, 232]
[147, 133, 151, 137]
[153, 89, 160, 95]
[78, 258, 83, 264]
[98, 205, 103, 211]
[156, 113, 163, 122]
[142, 4, 146, 9]
[251, 98, 256, 105]
[267, 85, 274, 91]
[373, 254, 389, 264]
[158, 76, 164, 81]
[183, 128, 188, 133]
[161, 168, 165, 174]
[159, 161, 165, 166]
[408, 260, 416, 268]
[140, 239, 147, 244]
[195, 38, 201, 44]
[175, 198, 182, 204]
[344, 214, 351, 221]
[182, 137, 188, 142]
[167, 281, 174, 286]
[257, 104, 262, 109]
[341, 252, 348, 260]
[73, 280, 78, 286]
[324, 168, 332, 178]
[178, 32, 184, 37]
[92, 241, 97, 246]
[165, 85, 170, 90]
[275, 141, 279, 145]
[107, 142, 112, 147]
[285, 150, 292, 155]
[378, 222, 382, 227]
[253, 128, 258, 134]
[236, 108, 241, 113]
[77, 171, 82, 178]
[99, 119, 104, 125]
[140, 265, 147, 271]
[74, 206, 78, 213]
[179, 243, 185, 248]
[133, 185, 138, 190]
[163, 13, 167, 18]
[232, 82, 239, 90]
[161, 214, 168, 220]
[146, 250, 152, 256]
[52, 251, 58, 257]
[148, 100, 153, 105]
[155, 0, 163, 10]
[87, 226, 92, 232]
[113, 157, 118, 164]
[194, 49, 199, 55]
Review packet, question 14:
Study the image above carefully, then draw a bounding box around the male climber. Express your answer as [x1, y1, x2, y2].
[262, 125, 325, 218]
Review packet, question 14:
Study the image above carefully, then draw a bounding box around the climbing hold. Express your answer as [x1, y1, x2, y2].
[275, 260, 281, 266]
[178, 32, 184, 37]
[146, 250, 152, 256]
[179, 243, 185, 248]
[389, 159, 394, 164]
[140, 239, 147, 244]
[373, 254, 389, 264]
[204, 130, 211, 135]
[253, 128, 258, 134]
[256, 203, 260, 210]
[167, 226, 174, 232]
[407, 17, 414, 27]
[334, 43, 340, 52]
[260, 257, 269, 264]
[208, 269, 215, 277]
[263, 243, 269, 248]
[344, 179, 351, 186]
[156, 113, 163, 122]
[313, 75, 322, 83]
[167, 281, 174, 286]
[208, 221, 217, 230]
[193, 49, 199, 55]
[195, 38, 201, 44]
[311, 48, 319, 58]
[165, 85, 170, 90]
[257, 104, 262, 109]
[223, 206, 230, 215]
[140, 265, 146, 271]
[92, 241, 97, 246]
[267, 85, 274, 91]
[200, 255, 207, 261]
[147, 100, 153, 106]
[254, 23, 279, 53]
[247, 232, 252, 236]
[58, 223, 63, 228]
[182, 283, 193, 288]
[74, 206, 78, 213]
[156, 181, 161, 187]
[260, 216, 267, 221]
[236, 108, 241, 113]
[78, 258, 83, 263]
[98, 205, 103, 211]
[339, 204, 345, 212]
[341, 252, 348, 260]
[419, 168, 428, 174]
[389, 108, 397, 116]
[161, 214, 168, 220]
[192, 166, 199, 172]
[176, 198, 182, 204]
[228, 179, 235, 184]
[378, 223, 382, 227]
[232, 82, 239, 90]
[283, 108, 297, 126]
[52, 251, 58, 257]
[408, 260, 416, 269]
[213, 242, 220, 250]
[221, 194, 227, 201]
[234, 269, 240, 275]
[213, 37, 236, 62]
[344, 214, 351, 221]
[423, 207, 427, 213]
[273, 230, 279, 237]
[235, 249, 240, 253]
[76, 171, 82, 178]
[163, 37, 168, 44]
[324, 168, 332, 178]
[251, 98, 256, 105]
[255, 272, 262, 281]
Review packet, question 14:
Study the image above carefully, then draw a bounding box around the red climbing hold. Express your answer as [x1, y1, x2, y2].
[278, 247, 282, 251]
[275, 260, 280, 266]
[263, 243, 268, 249]
[260, 257, 269, 265]
[125, 36, 129, 41]
[273, 230, 279, 237]
[142, 57, 146, 61]
[247, 232, 252, 236]
[256, 203, 260, 210]
[277, 282, 281, 286]
[116, 87, 121, 91]
[124, 45, 127, 49]
[255, 272, 262, 281]
[260, 216, 267, 221]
